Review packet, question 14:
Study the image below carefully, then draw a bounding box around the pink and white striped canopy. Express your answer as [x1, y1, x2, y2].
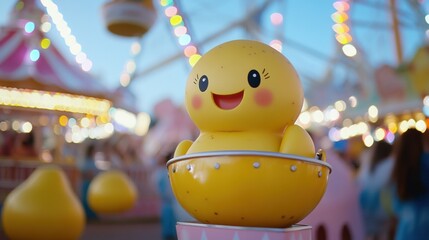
[0, 0, 111, 100]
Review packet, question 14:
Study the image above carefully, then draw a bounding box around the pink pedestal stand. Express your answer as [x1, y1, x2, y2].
[176, 222, 312, 240]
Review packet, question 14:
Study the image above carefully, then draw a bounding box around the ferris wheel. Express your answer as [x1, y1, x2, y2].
[305, 0, 429, 147]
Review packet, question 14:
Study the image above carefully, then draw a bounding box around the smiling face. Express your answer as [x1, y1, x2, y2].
[185, 40, 303, 132]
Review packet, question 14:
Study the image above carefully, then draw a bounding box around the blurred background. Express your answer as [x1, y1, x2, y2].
[0, 0, 428, 239]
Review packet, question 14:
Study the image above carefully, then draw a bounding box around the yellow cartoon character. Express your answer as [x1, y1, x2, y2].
[168, 40, 330, 228]
[175, 39, 315, 158]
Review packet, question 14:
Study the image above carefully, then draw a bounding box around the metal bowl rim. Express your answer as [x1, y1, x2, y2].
[167, 150, 332, 172]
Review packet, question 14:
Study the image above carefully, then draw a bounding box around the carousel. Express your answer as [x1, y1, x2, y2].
[0, 0, 117, 208]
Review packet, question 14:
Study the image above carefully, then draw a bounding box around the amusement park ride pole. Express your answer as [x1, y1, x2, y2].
[389, 0, 403, 65]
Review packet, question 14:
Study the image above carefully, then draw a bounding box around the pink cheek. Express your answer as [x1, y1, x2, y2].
[254, 88, 273, 107]
[192, 95, 203, 110]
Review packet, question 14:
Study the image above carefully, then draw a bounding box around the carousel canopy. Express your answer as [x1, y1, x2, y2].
[0, 0, 111, 100]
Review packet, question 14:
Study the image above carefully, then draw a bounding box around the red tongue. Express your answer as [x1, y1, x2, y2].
[213, 91, 244, 110]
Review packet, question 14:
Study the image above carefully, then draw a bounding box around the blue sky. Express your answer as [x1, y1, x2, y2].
[0, 0, 427, 114]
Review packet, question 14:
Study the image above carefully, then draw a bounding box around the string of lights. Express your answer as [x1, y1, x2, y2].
[159, 0, 202, 67]
[40, 0, 93, 71]
[269, 11, 283, 52]
[331, 0, 357, 57]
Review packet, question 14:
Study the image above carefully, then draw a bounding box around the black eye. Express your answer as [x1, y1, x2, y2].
[247, 69, 261, 88]
[198, 75, 208, 92]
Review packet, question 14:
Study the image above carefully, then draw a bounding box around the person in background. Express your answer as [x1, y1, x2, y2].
[389, 128, 429, 240]
[80, 142, 99, 221]
[154, 151, 177, 240]
[357, 140, 394, 240]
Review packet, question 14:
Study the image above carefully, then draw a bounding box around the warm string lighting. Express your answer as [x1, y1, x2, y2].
[269, 12, 283, 52]
[297, 95, 429, 147]
[0, 86, 111, 116]
[331, 0, 357, 57]
[159, 0, 202, 66]
[40, 0, 93, 71]
[120, 41, 141, 87]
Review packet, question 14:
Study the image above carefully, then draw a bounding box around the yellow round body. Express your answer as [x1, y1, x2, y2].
[167, 151, 330, 228]
[88, 170, 138, 213]
[1, 165, 85, 240]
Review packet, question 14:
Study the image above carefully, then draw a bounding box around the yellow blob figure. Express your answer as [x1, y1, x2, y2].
[169, 40, 330, 228]
[176, 39, 315, 157]
[88, 170, 138, 213]
[1, 165, 85, 240]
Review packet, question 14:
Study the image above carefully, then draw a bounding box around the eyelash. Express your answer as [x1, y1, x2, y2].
[193, 74, 199, 84]
[262, 68, 270, 79]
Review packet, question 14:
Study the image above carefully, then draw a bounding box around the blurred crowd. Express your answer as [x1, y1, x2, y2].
[1, 115, 428, 240]
[356, 128, 429, 240]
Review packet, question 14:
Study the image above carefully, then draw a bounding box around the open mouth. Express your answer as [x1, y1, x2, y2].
[212, 91, 244, 110]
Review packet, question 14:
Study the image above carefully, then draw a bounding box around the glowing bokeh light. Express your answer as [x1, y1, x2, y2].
[80, 117, 90, 128]
[298, 111, 311, 125]
[81, 59, 92, 72]
[332, 23, 349, 34]
[399, 120, 409, 133]
[120, 73, 131, 87]
[184, 45, 197, 57]
[368, 105, 378, 118]
[126, 60, 136, 73]
[374, 128, 386, 141]
[327, 108, 340, 121]
[349, 96, 358, 107]
[165, 6, 178, 17]
[340, 127, 350, 139]
[131, 42, 141, 54]
[59, 115, 68, 126]
[331, 12, 348, 23]
[388, 122, 398, 133]
[40, 38, 51, 49]
[334, 100, 346, 111]
[270, 12, 283, 25]
[160, 0, 173, 7]
[68, 117, 77, 128]
[189, 54, 201, 67]
[363, 134, 374, 147]
[416, 120, 427, 132]
[269, 39, 282, 52]
[333, 1, 350, 12]
[75, 52, 87, 64]
[40, 22, 51, 32]
[0, 121, 8, 131]
[170, 15, 183, 26]
[386, 131, 395, 144]
[311, 109, 324, 123]
[328, 128, 341, 142]
[65, 35, 76, 46]
[335, 33, 352, 44]
[12, 121, 20, 131]
[174, 25, 187, 37]
[24, 21, 35, 33]
[70, 43, 82, 55]
[29, 49, 40, 61]
[178, 34, 191, 46]
[21, 122, 33, 133]
[342, 43, 357, 57]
